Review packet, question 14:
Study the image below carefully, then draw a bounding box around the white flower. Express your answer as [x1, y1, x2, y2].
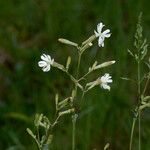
[100, 73, 112, 91]
[38, 54, 54, 72]
[94, 22, 111, 47]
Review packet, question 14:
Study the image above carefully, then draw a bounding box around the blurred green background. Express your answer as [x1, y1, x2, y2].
[0, 0, 150, 149]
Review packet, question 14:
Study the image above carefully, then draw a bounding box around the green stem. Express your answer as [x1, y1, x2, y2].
[138, 60, 141, 150]
[37, 127, 40, 142]
[129, 117, 137, 150]
[72, 114, 77, 150]
[138, 111, 141, 150]
[78, 71, 91, 82]
[35, 138, 42, 150]
[142, 78, 149, 95]
[72, 52, 82, 150]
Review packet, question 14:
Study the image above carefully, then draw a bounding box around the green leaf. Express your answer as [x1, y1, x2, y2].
[4, 112, 30, 123]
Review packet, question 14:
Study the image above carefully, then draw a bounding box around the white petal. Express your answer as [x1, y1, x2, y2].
[107, 79, 113, 83]
[103, 29, 111, 38]
[94, 30, 100, 37]
[43, 65, 50, 72]
[41, 54, 49, 62]
[101, 83, 110, 91]
[101, 42, 104, 47]
[103, 29, 110, 35]
[97, 23, 104, 33]
[38, 61, 47, 67]
[47, 55, 52, 61]
[105, 73, 110, 78]
[98, 37, 104, 47]
[105, 33, 111, 38]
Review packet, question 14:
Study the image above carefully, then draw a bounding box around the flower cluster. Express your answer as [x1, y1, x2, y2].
[38, 22, 113, 91]
[29, 21, 115, 150]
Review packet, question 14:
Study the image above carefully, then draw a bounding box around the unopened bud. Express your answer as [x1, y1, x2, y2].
[34, 113, 43, 127]
[59, 108, 75, 117]
[71, 90, 76, 99]
[142, 96, 150, 102]
[55, 94, 59, 110]
[58, 97, 72, 109]
[104, 143, 110, 150]
[66, 56, 71, 71]
[46, 134, 53, 144]
[26, 128, 36, 139]
[94, 60, 115, 70]
[58, 38, 78, 47]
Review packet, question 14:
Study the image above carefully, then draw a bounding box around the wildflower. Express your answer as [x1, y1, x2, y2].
[100, 73, 112, 91]
[38, 54, 54, 72]
[94, 22, 111, 47]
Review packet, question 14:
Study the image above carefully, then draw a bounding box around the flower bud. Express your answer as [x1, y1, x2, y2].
[94, 60, 115, 70]
[66, 56, 71, 71]
[55, 94, 59, 110]
[58, 97, 72, 109]
[26, 128, 36, 139]
[71, 90, 76, 99]
[58, 108, 75, 117]
[34, 113, 43, 127]
[46, 134, 53, 144]
[104, 143, 110, 150]
[58, 38, 78, 47]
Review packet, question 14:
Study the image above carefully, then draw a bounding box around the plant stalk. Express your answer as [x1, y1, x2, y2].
[72, 51, 82, 150]
[137, 53, 141, 150]
[129, 117, 137, 150]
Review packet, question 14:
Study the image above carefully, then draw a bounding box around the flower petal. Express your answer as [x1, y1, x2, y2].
[101, 83, 110, 90]
[98, 37, 104, 47]
[94, 30, 100, 37]
[47, 55, 52, 61]
[105, 73, 110, 77]
[97, 23, 104, 33]
[103, 29, 110, 35]
[38, 61, 47, 67]
[107, 79, 113, 83]
[41, 54, 49, 61]
[101, 42, 104, 47]
[43, 65, 50, 72]
[105, 33, 111, 38]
